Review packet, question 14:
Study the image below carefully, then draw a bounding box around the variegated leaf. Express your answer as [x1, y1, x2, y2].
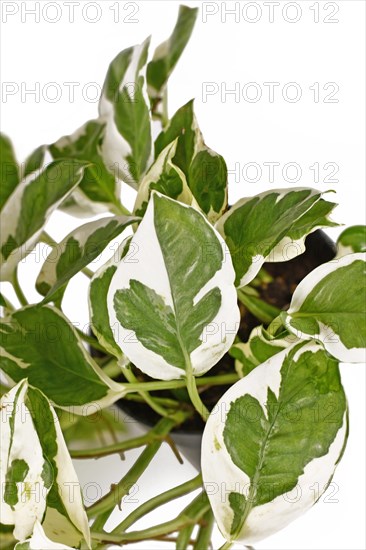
[230, 326, 290, 377]
[0, 381, 50, 541]
[282, 253, 366, 362]
[216, 188, 331, 287]
[49, 119, 123, 217]
[267, 197, 338, 262]
[36, 215, 137, 301]
[26, 387, 90, 547]
[0, 160, 86, 281]
[0, 133, 19, 210]
[155, 100, 228, 222]
[202, 342, 348, 545]
[23, 145, 47, 179]
[0, 305, 125, 413]
[15, 521, 74, 549]
[133, 139, 195, 217]
[99, 38, 152, 188]
[336, 225, 366, 257]
[89, 237, 132, 358]
[107, 192, 239, 380]
[147, 5, 198, 118]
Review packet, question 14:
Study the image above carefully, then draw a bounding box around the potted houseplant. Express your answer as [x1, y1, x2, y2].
[1, 5, 365, 549]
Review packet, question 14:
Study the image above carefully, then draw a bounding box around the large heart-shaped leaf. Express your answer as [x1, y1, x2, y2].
[50, 119, 123, 217]
[283, 253, 366, 362]
[202, 341, 348, 545]
[215, 188, 335, 287]
[147, 5, 198, 118]
[0, 305, 124, 413]
[155, 100, 228, 222]
[99, 38, 152, 187]
[107, 192, 239, 380]
[36, 214, 137, 302]
[0, 159, 86, 281]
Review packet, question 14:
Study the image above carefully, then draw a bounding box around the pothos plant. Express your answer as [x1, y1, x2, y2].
[0, 5, 365, 550]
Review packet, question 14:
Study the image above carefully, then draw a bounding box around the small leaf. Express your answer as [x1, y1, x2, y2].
[107, 192, 239, 380]
[36, 215, 137, 301]
[155, 100, 227, 222]
[336, 225, 366, 256]
[230, 326, 290, 377]
[216, 188, 329, 287]
[23, 145, 47, 179]
[50, 119, 122, 216]
[0, 159, 86, 281]
[99, 38, 152, 187]
[202, 342, 348, 545]
[0, 305, 124, 412]
[283, 253, 366, 362]
[0, 133, 19, 211]
[147, 5, 198, 115]
[134, 139, 194, 217]
[0, 381, 49, 541]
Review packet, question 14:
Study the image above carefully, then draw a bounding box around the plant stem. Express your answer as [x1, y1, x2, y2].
[91, 492, 210, 544]
[121, 365, 171, 418]
[76, 328, 109, 353]
[70, 423, 174, 459]
[193, 507, 215, 549]
[185, 369, 210, 421]
[92, 509, 112, 532]
[86, 413, 186, 518]
[123, 373, 239, 394]
[112, 474, 202, 533]
[176, 492, 207, 549]
[219, 541, 233, 550]
[12, 268, 28, 306]
[237, 288, 280, 324]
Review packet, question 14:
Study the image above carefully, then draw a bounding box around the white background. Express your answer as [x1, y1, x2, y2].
[1, 1, 365, 549]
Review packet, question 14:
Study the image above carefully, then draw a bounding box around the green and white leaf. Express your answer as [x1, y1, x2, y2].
[0, 159, 86, 281]
[0, 305, 125, 413]
[50, 119, 123, 217]
[99, 38, 152, 187]
[266, 197, 338, 262]
[0, 133, 19, 210]
[0, 381, 50, 541]
[134, 139, 195, 217]
[155, 100, 228, 222]
[230, 326, 291, 377]
[147, 5, 198, 114]
[26, 387, 90, 548]
[216, 188, 330, 287]
[283, 253, 366, 362]
[202, 341, 348, 545]
[89, 237, 132, 358]
[107, 192, 239, 380]
[15, 521, 74, 549]
[22, 145, 47, 179]
[36, 214, 137, 301]
[336, 225, 366, 257]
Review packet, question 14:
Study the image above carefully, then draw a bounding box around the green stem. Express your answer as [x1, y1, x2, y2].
[112, 474, 202, 533]
[237, 288, 280, 324]
[123, 373, 239, 394]
[92, 509, 112, 532]
[102, 359, 122, 379]
[121, 365, 170, 418]
[219, 541, 233, 550]
[193, 507, 215, 550]
[113, 201, 132, 217]
[91, 492, 210, 544]
[185, 369, 210, 421]
[86, 414, 186, 518]
[12, 268, 28, 306]
[123, 393, 181, 409]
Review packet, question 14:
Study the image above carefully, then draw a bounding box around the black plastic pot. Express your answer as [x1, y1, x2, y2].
[95, 230, 337, 470]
